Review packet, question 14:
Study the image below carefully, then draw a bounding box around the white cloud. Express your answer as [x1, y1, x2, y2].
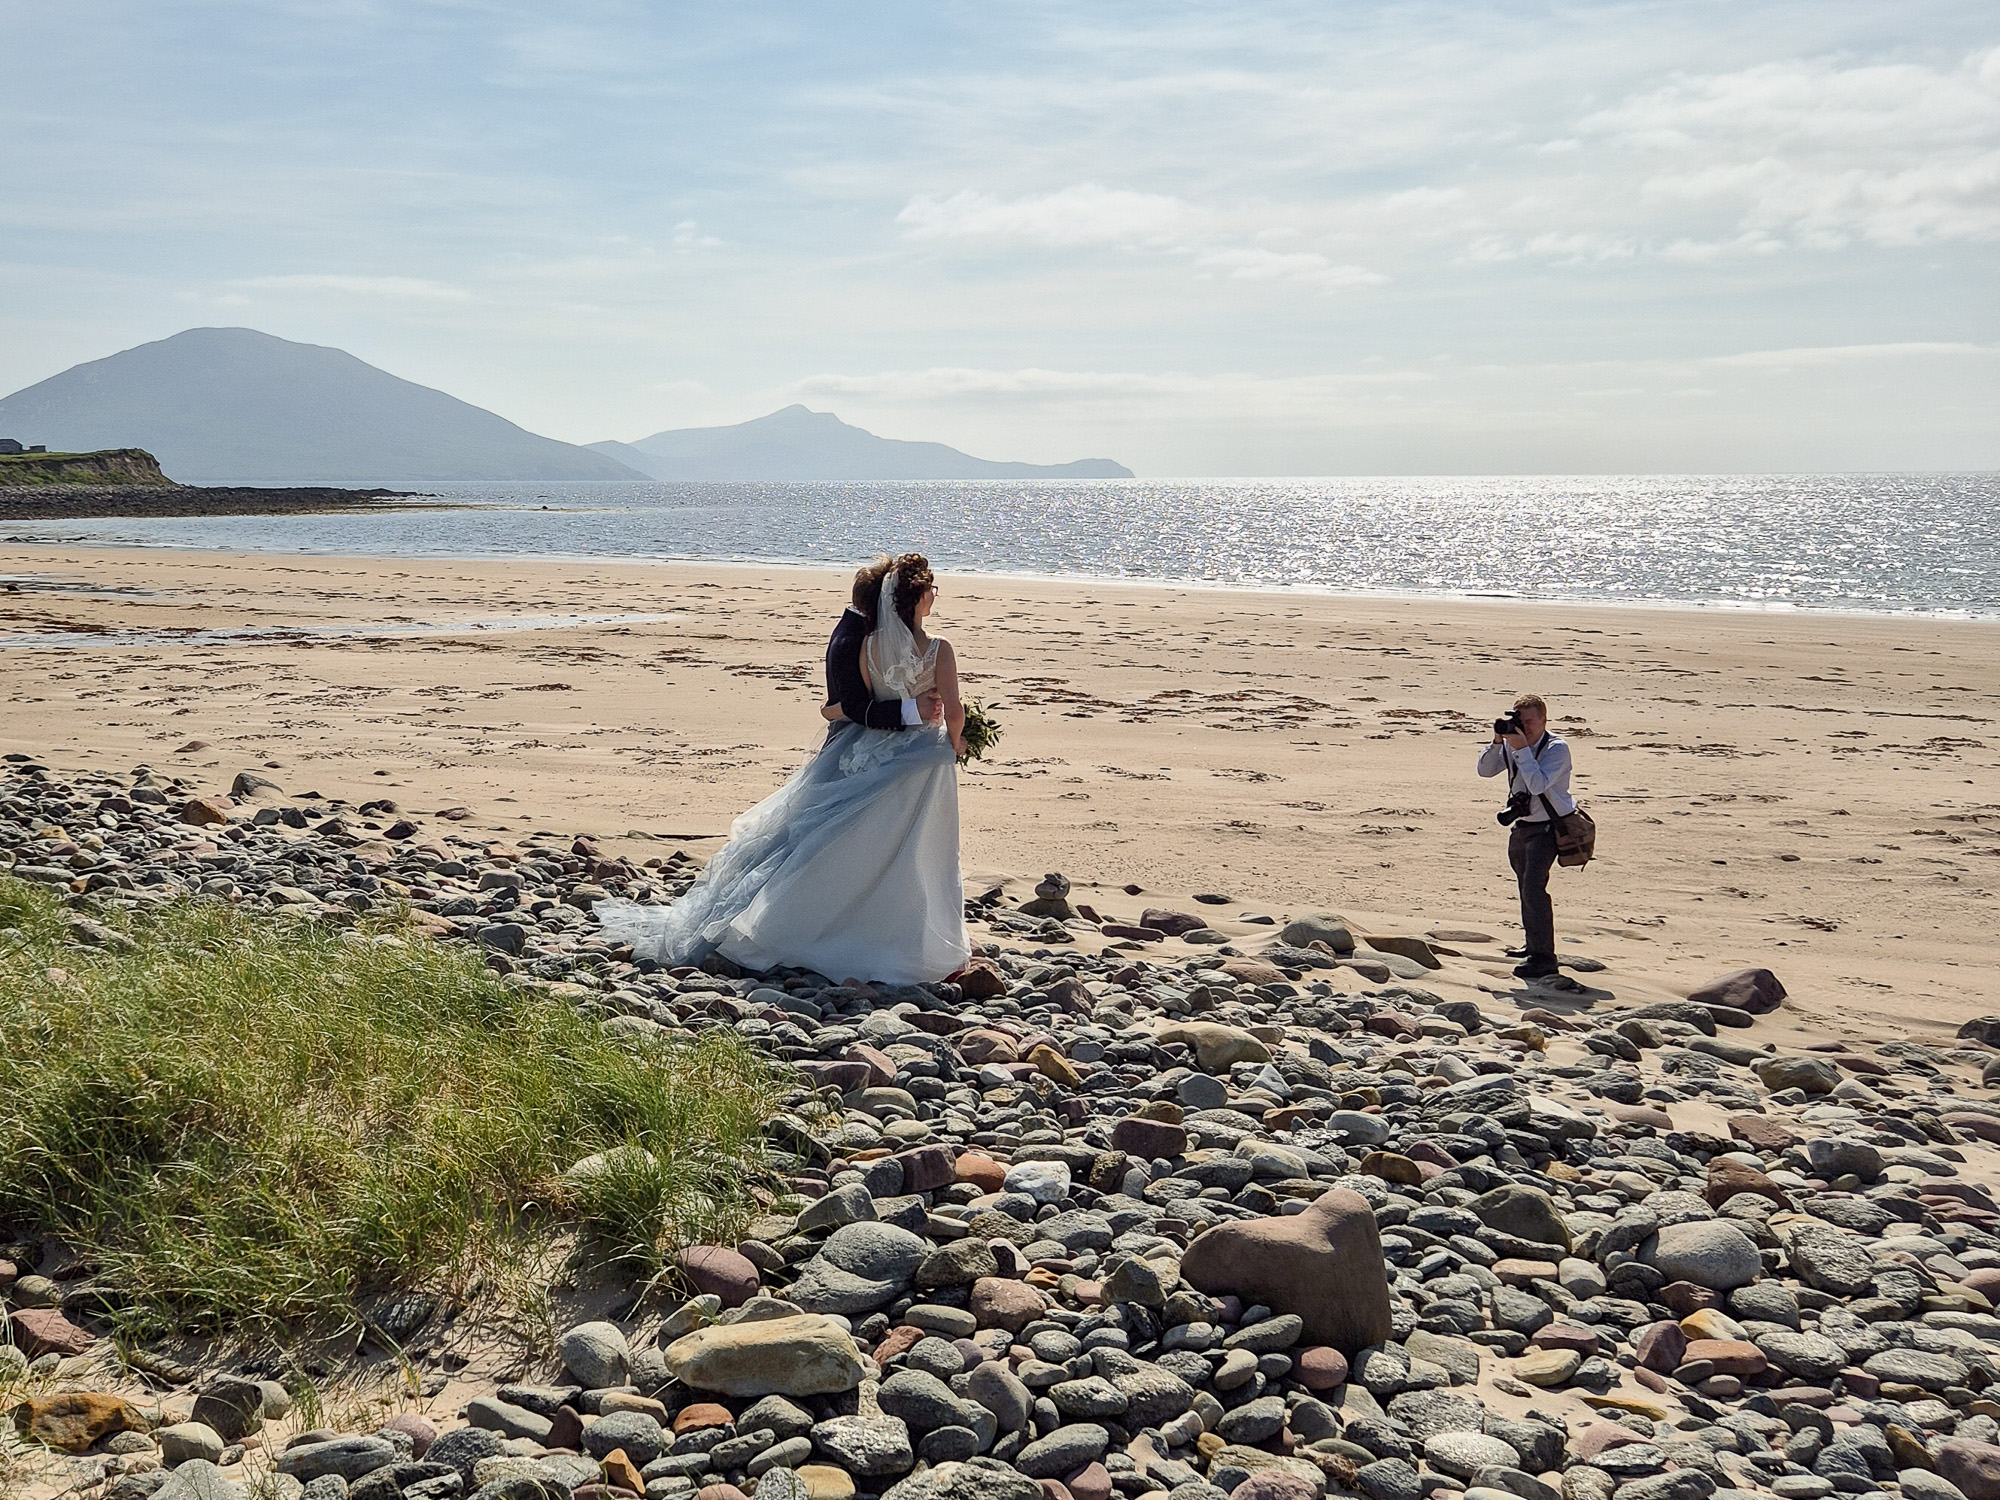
[1711, 340, 1998, 368]
[897, 183, 1384, 291]
[896, 184, 1196, 247]
[1584, 49, 2000, 250]
[1192, 247, 1386, 289]
[790, 341, 2000, 422]
[241, 273, 471, 301]
[672, 220, 724, 249]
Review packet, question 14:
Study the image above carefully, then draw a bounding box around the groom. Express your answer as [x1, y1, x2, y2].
[824, 556, 940, 740]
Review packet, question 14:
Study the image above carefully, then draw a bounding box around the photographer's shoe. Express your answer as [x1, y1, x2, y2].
[1513, 956, 1561, 981]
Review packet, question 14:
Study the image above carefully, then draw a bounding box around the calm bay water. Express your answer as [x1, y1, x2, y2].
[9, 473, 1997, 618]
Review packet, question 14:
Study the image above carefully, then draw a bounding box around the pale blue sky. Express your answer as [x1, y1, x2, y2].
[3, 1, 1995, 474]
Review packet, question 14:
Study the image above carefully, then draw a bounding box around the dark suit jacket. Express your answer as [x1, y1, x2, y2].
[826, 607, 909, 734]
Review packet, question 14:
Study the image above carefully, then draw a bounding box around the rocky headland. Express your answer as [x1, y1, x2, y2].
[8, 756, 2000, 1500]
[0, 482, 421, 520]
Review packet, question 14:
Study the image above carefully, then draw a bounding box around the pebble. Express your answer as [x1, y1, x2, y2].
[18, 765, 2000, 1500]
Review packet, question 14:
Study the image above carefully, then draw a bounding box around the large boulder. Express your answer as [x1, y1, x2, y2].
[883, 1459, 1044, 1500]
[11, 1393, 149, 1453]
[1153, 1022, 1270, 1072]
[1687, 968, 1786, 1015]
[277, 1437, 402, 1483]
[192, 1375, 267, 1442]
[1704, 1159, 1790, 1210]
[1939, 1442, 2000, 1500]
[1469, 1185, 1570, 1251]
[664, 1313, 869, 1397]
[1178, 1187, 1393, 1352]
[558, 1320, 630, 1388]
[1279, 912, 1354, 953]
[787, 1222, 929, 1314]
[1645, 1221, 1763, 1291]
[678, 1246, 761, 1309]
[1754, 1056, 1839, 1095]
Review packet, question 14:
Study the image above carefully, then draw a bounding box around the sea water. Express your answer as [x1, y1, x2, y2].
[8, 473, 1996, 618]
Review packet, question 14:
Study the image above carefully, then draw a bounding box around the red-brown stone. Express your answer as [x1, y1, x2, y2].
[953, 960, 1007, 1000]
[954, 1154, 1007, 1192]
[1177, 1188, 1392, 1354]
[9, 1307, 93, 1357]
[957, 1029, 1022, 1065]
[1632, 1320, 1688, 1374]
[873, 1325, 927, 1363]
[1728, 1114, 1798, 1152]
[1531, 1324, 1602, 1356]
[675, 1403, 736, 1435]
[678, 1245, 760, 1309]
[970, 1276, 1045, 1332]
[1573, 1423, 1648, 1461]
[1705, 1157, 1793, 1210]
[1295, 1346, 1348, 1390]
[894, 1144, 959, 1193]
[1682, 1338, 1768, 1377]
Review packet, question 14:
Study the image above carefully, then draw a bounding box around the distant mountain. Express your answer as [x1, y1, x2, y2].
[590, 405, 1132, 481]
[0, 328, 645, 483]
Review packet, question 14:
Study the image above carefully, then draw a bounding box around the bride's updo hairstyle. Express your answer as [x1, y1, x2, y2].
[889, 553, 935, 629]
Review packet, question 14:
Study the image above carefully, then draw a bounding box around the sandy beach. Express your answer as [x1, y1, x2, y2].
[4, 543, 1996, 1037]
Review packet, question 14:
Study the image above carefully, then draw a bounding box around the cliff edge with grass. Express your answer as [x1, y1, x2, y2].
[0, 448, 176, 488]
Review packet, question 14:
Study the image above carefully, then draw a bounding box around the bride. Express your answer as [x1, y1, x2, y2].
[597, 554, 971, 984]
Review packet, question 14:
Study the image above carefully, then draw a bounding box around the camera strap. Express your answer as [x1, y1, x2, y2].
[1506, 733, 1553, 803]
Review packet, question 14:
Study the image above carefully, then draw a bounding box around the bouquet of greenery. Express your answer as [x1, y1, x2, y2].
[958, 698, 1003, 765]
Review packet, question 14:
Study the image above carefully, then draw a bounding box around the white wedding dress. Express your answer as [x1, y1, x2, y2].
[597, 629, 971, 985]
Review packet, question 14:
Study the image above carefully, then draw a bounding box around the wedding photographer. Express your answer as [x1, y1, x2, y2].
[1476, 692, 1584, 982]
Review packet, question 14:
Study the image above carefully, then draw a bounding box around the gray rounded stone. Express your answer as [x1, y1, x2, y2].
[811, 1415, 915, 1477]
[878, 1370, 975, 1436]
[966, 1362, 1032, 1434]
[582, 1410, 667, 1468]
[558, 1320, 630, 1389]
[1424, 1433, 1523, 1482]
[157, 1423, 227, 1467]
[1864, 1348, 1969, 1391]
[1645, 1220, 1762, 1290]
[882, 1458, 1043, 1500]
[1214, 1395, 1286, 1445]
[1015, 1424, 1111, 1479]
[1049, 1376, 1128, 1419]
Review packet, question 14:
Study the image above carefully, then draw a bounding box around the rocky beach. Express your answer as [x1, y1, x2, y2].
[9, 736, 2000, 1500]
[2, 548, 1998, 1500]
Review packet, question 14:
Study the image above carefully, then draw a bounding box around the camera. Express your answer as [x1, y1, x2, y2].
[1496, 790, 1533, 826]
[1493, 710, 1523, 737]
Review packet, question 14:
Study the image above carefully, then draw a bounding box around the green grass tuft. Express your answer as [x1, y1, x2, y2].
[0, 879, 786, 1338]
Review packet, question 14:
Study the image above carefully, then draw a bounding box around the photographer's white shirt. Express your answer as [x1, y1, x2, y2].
[1477, 732, 1577, 821]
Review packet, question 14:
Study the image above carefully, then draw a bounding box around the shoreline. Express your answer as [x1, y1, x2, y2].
[0, 485, 440, 521]
[2, 531, 1996, 625]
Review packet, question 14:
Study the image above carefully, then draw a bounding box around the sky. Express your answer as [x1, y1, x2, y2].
[2, 0, 1996, 476]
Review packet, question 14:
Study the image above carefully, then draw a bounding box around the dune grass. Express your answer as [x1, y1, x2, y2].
[0, 878, 787, 1339]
